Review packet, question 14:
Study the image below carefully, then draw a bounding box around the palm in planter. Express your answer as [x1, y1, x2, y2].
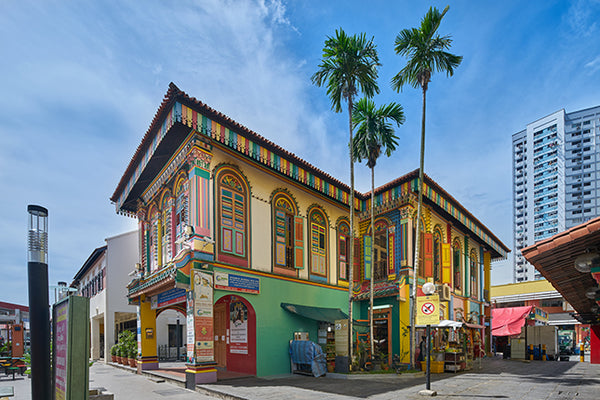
[352, 97, 404, 359]
[391, 5, 462, 369]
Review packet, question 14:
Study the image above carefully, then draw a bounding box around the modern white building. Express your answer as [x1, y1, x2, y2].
[71, 230, 139, 361]
[512, 105, 600, 282]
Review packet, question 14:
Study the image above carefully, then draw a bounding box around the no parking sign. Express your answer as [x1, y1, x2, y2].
[416, 294, 440, 325]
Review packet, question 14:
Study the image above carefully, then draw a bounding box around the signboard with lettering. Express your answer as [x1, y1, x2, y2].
[214, 271, 259, 294]
[52, 296, 89, 400]
[416, 294, 440, 325]
[151, 287, 186, 309]
[193, 270, 214, 362]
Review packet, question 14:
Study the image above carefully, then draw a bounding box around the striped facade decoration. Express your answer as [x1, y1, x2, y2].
[117, 101, 358, 213]
[178, 102, 354, 208]
[420, 181, 507, 258]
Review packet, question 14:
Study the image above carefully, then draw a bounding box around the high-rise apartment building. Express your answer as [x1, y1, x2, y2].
[512, 105, 600, 282]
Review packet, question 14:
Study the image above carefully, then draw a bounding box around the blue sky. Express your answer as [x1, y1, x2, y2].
[1, 0, 599, 306]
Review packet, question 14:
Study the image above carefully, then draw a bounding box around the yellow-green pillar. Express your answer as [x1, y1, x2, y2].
[137, 294, 158, 372]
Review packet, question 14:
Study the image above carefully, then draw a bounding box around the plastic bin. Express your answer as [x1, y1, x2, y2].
[420, 361, 444, 373]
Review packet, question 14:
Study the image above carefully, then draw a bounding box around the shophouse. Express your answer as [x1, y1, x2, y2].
[71, 231, 139, 361]
[110, 84, 509, 382]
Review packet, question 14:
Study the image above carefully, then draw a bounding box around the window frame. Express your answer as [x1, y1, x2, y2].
[272, 193, 298, 272]
[216, 168, 250, 268]
[308, 207, 328, 280]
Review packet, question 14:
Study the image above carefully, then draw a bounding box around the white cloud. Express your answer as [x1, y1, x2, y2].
[584, 55, 600, 74]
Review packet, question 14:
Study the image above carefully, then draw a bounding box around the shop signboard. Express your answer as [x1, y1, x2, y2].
[214, 271, 259, 294]
[151, 287, 186, 309]
[334, 319, 349, 356]
[416, 294, 440, 326]
[52, 296, 89, 400]
[193, 270, 214, 362]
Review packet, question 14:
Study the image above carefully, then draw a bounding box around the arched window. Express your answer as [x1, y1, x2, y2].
[272, 192, 299, 272]
[337, 220, 350, 281]
[453, 239, 462, 291]
[149, 206, 159, 272]
[470, 249, 478, 299]
[433, 227, 443, 283]
[308, 207, 328, 279]
[372, 220, 389, 281]
[161, 193, 173, 265]
[216, 168, 249, 268]
[174, 177, 189, 254]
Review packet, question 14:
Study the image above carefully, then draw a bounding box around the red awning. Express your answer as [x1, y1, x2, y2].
[491, 306, 532, 337]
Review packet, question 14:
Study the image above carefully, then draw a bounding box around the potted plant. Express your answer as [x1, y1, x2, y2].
[115, 344, 121, 364]
[120, 345, 127, 365]
[128, 344, 137, 367]
[110, 345, 118, 363]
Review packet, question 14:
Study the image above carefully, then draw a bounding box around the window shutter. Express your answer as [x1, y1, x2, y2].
[294, 216, 304, 269]
[353, 238, 360, 282]
[275, 211, 287, 266]
[364, 235, 372, 280]
[423, 233, 433, 277]
[441, 243, 451, 284]
[338, 236, 347, 280]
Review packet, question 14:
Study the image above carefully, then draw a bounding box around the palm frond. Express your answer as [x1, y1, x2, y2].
[391, 5, 462, 92]
[312, 28, 381, 113]
[352, 98, 403, 168]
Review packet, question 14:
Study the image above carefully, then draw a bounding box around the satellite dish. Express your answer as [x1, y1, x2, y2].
[423, 282, 436, 295]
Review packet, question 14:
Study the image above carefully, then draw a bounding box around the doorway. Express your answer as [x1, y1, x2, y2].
[214, 295, 256, 375]
[373, 308, 392, 365]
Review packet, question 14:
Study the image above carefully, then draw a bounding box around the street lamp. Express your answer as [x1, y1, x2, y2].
[421, 282, 436, 395]
[27, 205, 51, 400]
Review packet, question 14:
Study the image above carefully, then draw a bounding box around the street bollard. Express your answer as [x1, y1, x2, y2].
[529, 344, 534, 361]
[580, 344, 584, 362]
[542, 344, 546, 361]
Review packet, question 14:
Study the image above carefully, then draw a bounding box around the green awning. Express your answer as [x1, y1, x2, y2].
[280, 303, 348, 324]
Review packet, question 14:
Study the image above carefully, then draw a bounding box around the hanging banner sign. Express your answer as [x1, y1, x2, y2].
[186, 290, 195, 363]
[416, 294, 440, 325]
[193, 270, 214, 362]
[229, 300, 248, 354]
[214, 271, 259, 294]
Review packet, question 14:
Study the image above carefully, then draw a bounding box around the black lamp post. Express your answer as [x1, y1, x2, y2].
[27, 205, 51, 400]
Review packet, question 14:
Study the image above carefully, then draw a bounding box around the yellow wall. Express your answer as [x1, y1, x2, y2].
[491, 279, 556, 297]
[210, 146, 349, 286]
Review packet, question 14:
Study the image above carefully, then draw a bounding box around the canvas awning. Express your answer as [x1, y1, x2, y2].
[491, 306, 533, 336]
[280, 303, 348, 324]
[416, 319, 463, 329]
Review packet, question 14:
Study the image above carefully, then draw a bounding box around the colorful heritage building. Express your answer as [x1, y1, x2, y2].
[110, 83, 509, 382]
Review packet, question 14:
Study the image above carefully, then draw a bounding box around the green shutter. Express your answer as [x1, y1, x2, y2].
[275, 211, 287, 266]
[294, 217, 304, 269]
[364, 235, 372, 280]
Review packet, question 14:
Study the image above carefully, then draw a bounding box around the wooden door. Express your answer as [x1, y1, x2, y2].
[214, 302, 227, 368]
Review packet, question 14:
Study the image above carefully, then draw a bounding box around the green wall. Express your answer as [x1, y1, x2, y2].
[214, 267, 348, 376]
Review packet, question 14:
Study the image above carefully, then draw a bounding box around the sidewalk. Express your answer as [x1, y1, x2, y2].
[4, 357, 599, 399]
[201, 357, 600, 400]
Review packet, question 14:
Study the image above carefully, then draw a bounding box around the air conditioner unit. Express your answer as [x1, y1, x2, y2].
[437, 284, 451, 301]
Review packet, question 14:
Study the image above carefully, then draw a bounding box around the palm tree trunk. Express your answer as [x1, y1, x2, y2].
[369, 166, 375, 360]
[410, 85, 427, 369]
[348, 96, 355, 366]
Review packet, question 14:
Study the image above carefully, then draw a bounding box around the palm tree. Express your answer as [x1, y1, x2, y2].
[391, 5, 462, 369]
[352, 97, 404, 360]
[312, 28, 380, 364]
